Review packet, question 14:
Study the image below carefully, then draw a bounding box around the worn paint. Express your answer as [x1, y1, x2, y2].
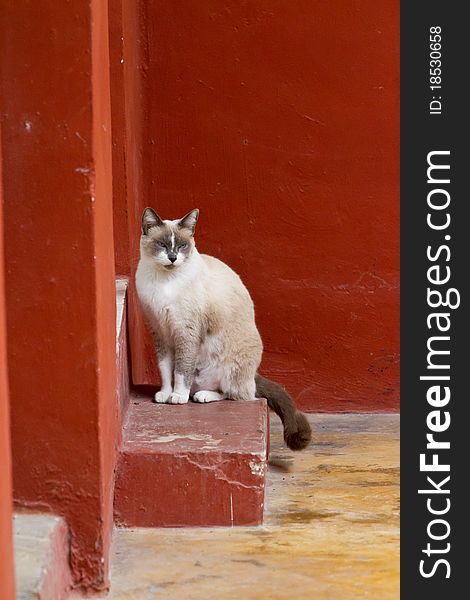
[129, 433, 222, 446]
[125, 1, 399, 413]
[106, 414, 400, 599]
[249, 460, 266, 477]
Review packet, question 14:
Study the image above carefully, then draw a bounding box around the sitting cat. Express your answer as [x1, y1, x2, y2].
[136, 207, 311, 450]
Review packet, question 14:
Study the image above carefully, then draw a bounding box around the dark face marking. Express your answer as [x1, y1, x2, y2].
[141, 207, 163, 234]
[178, 209, 199, 234]
[152, 231, 190, 254]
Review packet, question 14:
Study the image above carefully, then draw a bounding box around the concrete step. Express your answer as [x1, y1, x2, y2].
[114, 395, 268, 527]
[14, 513, 72, 600]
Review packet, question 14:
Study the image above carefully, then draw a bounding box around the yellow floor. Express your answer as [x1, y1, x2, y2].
[108, 413, 399, 599]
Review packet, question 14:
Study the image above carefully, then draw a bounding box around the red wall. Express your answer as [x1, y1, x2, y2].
[130, 1, 400, 412]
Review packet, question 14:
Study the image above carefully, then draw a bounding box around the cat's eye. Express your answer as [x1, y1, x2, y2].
[178, 243, 188, 250]
[155, 241, 166, 249]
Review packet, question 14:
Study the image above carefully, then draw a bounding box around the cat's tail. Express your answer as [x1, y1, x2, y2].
[255, 374, 311, 451]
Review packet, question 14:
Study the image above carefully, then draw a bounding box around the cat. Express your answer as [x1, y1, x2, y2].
[135, 207, 312, 450]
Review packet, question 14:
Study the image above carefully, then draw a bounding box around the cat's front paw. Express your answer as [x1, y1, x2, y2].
[168, 392, 189, 405]
[154, 390, 172, 403]
[193, 390, 225, 403]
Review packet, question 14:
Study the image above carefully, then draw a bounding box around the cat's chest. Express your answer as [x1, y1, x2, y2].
[138, 276, 189, 323]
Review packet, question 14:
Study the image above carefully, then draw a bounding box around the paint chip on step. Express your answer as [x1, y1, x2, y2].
[249, 460, 265, 476]
[130, 432, 222, 446]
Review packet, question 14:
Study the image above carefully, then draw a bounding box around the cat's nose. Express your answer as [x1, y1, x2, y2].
[168, 253, 177, 263]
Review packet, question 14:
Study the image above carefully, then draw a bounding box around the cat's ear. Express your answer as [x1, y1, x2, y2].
[178, 209, 199, 235]
[141, 207, 163, 235]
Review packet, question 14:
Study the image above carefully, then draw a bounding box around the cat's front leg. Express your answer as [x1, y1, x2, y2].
[153, 334, 174, 404]
[170, 329, 199, 405]
[154, 354, 174, 403]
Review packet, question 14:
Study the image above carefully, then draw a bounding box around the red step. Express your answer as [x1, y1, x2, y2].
[114, 395, 268, 527]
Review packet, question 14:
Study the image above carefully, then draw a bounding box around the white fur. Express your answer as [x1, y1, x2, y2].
[154, 355, 173, 402]
[136, 250, 205, 331]
[172, 372, 190, 404]
[193, 390, 226, 403]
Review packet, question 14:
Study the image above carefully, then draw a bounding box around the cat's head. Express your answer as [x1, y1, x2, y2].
[140, 208, 199, 271]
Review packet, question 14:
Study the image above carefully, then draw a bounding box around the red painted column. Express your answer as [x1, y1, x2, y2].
[109, 0, 130, 277]
[0, 135, 15, 600]
[0, 0, 117, 593]
[109, 0, 151, 281]
[121, 0, 159, 385]
[107, 0, 155, 382]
